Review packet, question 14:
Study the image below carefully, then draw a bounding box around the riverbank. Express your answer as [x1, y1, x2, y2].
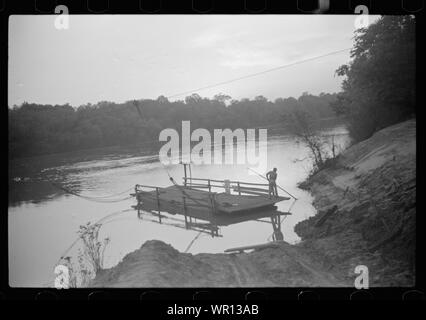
[90, 119, 416, 287]
[295, 118, 416, 286]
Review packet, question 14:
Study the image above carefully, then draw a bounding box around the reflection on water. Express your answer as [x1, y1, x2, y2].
[8, 127, 349, 287]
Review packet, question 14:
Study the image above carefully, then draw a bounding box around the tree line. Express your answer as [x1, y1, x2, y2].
[9, 92, 337, 159]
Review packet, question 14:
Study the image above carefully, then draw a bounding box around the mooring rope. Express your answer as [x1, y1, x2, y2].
[287, 198, 297, 215]
[43, 208, 135, 287]
[51, 182, 133, 203]
[162, 167, 211, 208]
[54, 208, 134, 267]
[77, 187, 135, 199]
[184, 230, 203, 253]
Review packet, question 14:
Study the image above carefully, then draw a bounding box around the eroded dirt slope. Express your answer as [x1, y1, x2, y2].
[91, 240, 344, 287]
[296, 119, 416, 286]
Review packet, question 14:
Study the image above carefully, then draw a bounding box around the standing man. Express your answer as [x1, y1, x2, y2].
[266, 168, 278, 197]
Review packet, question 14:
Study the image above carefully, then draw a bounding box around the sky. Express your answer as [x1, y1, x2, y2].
[8, 15, 380, 107]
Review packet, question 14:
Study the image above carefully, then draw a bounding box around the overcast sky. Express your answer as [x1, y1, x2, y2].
[8, 15, 379, 107]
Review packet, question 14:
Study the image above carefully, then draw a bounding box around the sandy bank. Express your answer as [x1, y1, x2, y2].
[295, 119, 416, 286]
[90, 119, 416, 287]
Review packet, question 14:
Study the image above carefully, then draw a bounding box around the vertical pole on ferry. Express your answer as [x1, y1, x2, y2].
[183, 163, 187, 186]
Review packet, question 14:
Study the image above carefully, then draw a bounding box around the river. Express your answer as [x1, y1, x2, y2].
[8, 125, 349, 287]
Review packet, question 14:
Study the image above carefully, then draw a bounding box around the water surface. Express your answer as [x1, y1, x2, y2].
[8, 126, 349, 287]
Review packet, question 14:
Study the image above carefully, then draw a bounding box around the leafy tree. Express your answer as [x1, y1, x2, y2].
[333, 16, 415, 141]
[213, 93, 231, 105]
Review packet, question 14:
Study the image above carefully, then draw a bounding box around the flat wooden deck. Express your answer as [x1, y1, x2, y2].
[136, 185, 289, 214]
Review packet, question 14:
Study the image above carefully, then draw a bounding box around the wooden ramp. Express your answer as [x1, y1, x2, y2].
[224, 241, 281, 253]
